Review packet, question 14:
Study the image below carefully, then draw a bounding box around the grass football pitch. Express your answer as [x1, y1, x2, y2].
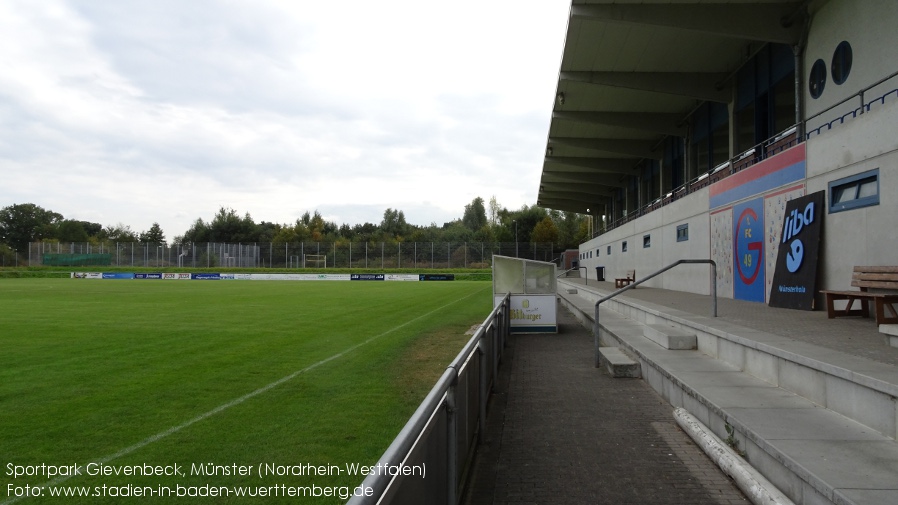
[0, 278, 492, 503]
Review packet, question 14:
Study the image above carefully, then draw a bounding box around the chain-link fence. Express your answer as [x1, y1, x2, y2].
[26, 242, 557, 269]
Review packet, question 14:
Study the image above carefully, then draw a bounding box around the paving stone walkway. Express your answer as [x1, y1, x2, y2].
[462, 304, 748, 505]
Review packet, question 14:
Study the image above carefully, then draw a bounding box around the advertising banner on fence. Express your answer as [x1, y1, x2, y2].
[71, 272, 104, 279]
[192, 273, 221, 280]
[494, 294, 557, 333]
[351, 274, 385, 281]
[163, 273, 192, 280]
[71, 272, 431, 282]
[420, 274, 455, 281]
[386, 274, 420, 281]
[101, 273, 134, 279]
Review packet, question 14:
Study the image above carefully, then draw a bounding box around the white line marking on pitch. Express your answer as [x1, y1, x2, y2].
[0, 286, 487, 504]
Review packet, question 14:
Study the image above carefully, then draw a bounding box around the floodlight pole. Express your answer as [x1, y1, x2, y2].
[513, 220, 518, 258]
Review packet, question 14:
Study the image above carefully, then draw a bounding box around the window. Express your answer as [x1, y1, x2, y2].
[677, 224, 689, 242]
[622, 241, 628, 253]
[607, 245, 611, 255]
[829, 169, 879, 213]
[831, 41, 852, 85]
[596, 248, 600, 257]
[809, 59, 826, 99]
[643, 235, 651, 248]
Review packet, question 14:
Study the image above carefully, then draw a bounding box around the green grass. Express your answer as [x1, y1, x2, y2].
[0, 279, 491, 503]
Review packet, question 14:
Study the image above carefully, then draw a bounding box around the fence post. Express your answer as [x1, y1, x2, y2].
[446, 375, 458, 505]
[478, 337, 488, 443]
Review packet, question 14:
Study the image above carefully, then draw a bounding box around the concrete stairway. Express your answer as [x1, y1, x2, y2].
[557, 279, 898, 505]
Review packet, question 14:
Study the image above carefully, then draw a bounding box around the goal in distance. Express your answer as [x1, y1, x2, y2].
[303, 254, 327, 269]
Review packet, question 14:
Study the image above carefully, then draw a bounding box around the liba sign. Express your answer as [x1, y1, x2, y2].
[768, 191, 825, 310]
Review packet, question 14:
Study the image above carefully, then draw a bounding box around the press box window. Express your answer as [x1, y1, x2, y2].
[676, 224, 689, 242]
[829, 169, 879, 213]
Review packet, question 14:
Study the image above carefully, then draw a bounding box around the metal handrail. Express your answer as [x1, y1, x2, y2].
[555, 266, 590, 286]
[556, 267, 578, 278]
[349, 293, 510, 504]
[592, 259, 717, 367]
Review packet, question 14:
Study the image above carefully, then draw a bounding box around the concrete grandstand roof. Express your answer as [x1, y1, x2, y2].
[538, 0, 809, 215]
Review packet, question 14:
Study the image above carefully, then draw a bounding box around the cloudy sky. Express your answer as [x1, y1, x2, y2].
[0, 1, 571, 239]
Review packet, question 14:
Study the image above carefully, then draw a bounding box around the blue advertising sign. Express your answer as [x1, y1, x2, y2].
[134, 273, 163, 279]
[420, 274, 455, 281]
[192, 273, 221, 280]
[101, 273, 135, 279]
[733, 198, 765, 302]
[351, 274, 385, 281]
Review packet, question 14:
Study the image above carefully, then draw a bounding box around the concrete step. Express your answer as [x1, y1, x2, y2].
[644, 323, 697, 350]
[881, 324, 898, 348]
[556, 281, 898, 505]
[598, 346, 641, 378]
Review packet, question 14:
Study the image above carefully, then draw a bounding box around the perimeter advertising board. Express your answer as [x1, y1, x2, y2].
[492, 255, 557, 333]
[493, 294, 557, 333]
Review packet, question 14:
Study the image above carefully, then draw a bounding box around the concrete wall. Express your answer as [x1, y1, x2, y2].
[802, 0, 898, 290]
[805, 0, 898, 123]
[807, 97, 898, 290]
[575, 0, 897, 302]
[579, 188, 713, 295]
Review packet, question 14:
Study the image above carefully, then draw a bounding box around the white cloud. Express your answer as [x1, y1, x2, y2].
[0, 0, 570, 237]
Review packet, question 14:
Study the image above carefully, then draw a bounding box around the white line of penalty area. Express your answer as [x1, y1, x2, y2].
[0, 286, 488, 505]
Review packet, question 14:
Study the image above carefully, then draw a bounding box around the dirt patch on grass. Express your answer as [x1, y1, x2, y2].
[392, 320, 481, 405]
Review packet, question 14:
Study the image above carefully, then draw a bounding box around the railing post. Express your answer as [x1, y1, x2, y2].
[446, 372, 458, 505]
[593, 303, 601, 368]
[478, 338, 488, 443]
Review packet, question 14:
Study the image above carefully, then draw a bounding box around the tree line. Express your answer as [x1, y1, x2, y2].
[0, 197, 591, 265]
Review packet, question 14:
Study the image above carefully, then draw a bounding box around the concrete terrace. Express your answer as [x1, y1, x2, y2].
[463, 276, 898, 505]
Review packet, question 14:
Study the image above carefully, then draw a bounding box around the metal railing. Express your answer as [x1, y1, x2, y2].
[555, 266, 588, 286]
[599, 70, 898, 238]
[592, 259, 717, 367]
[804, 69, 898, 138]
[348, 294, 510, 505]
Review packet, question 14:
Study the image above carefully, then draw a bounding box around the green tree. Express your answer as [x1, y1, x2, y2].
[78, 221, 103, 237]
[531, 217, 559, 245]
[57, 220, 90, 242]
[179, 218, 210, 244]
[102, 223, 139, 243]
[488, 195, 502, 227]
[207, 207, 258, 242]
[139, 222, 166, 243]
[462, 197, 487, 232]
[380, 208, 408, 239]
[0, 203, 64, 251]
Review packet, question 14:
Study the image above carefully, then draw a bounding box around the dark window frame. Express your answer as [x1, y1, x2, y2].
[828, 168, 879, 213]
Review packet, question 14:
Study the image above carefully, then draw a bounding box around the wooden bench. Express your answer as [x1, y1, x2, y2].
[615, 269, 636, 289]
[820, 266, 898, 325]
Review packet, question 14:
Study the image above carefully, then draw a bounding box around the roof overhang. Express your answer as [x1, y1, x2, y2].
[537, 0, 808, 215]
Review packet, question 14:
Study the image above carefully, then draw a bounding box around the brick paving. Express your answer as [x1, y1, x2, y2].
[462, 305, 748, 505]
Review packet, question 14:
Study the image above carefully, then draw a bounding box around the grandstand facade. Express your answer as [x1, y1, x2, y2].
[539, 0, 897, 304]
